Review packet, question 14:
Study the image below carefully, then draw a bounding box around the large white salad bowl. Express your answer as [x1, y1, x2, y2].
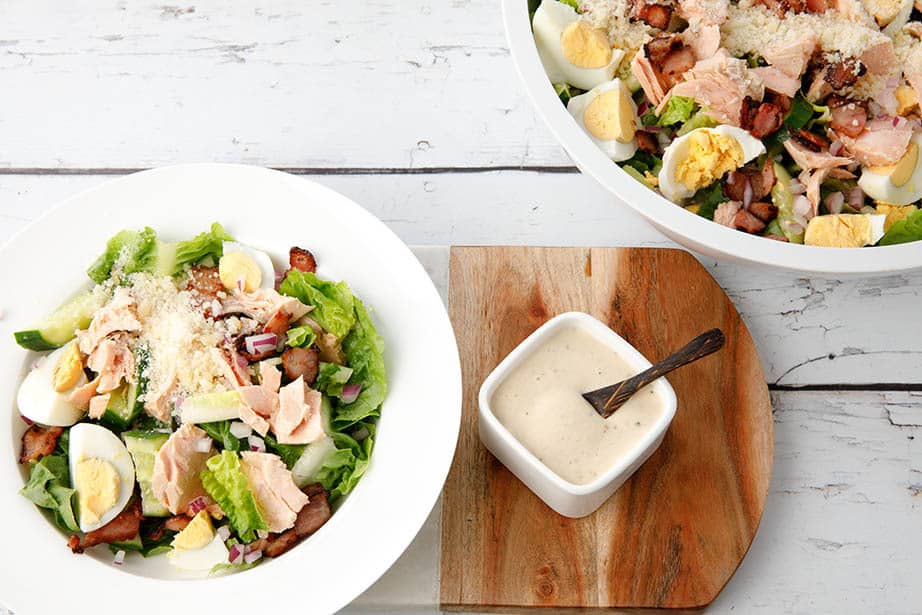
[0, 164, 462, 615]
[502, 0, 922, 275]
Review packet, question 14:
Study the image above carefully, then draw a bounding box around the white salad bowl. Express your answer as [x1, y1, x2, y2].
[478, 312, 677, 518]
[0, 164, 462, 615]
[501, 0, 922, 276]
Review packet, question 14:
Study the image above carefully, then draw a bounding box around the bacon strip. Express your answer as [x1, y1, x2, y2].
[19, 425, 64, 464]
[281, 347, 320, 386]
[69, 499, 142, 553]
[288, 247, 317, 273]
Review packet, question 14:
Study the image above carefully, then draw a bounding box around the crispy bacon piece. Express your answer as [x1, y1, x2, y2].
[634, 1, 673, 29]
[289, 247, 317, 274]
[644, 36, 695, 89]
[69, 499, 142, 553]
[294, 484, 332, 537]
[723, 171, 750, 202]
[645, 36, 678, 65]
[805, 0, 827, 12]
[740, 97, 785, 138]
[821, 55, 865, 90]
[264, 529, 300, 557]
[747, 201, 779, 222]
[792, 128, 830, 152]
[733, 208, 768, 233]
[185, 265, 223, 298]
[20, 425, 64, 464]
[635, 131, 660, 155]
[164, 516, 191, 532]
[750, 159, 776, 200]
[723, 160, 776, 202]
[281, 347, 320, 385]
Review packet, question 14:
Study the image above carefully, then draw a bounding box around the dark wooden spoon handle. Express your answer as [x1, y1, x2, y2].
[583, 328, 725, 418]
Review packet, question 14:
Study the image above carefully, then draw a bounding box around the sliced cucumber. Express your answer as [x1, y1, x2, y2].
[99, 346, 148, 430]
[180, 390, 244, 424]
[14, 288, 107, 351]
[291, 396, 336, 488]
[124, 430, 171, 517]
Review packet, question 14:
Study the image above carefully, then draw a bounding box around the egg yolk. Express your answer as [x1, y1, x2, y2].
[75, 458, 120, 525]
[675, 130, 744, 193]
[560, 21, 612, 69]
[219, 251, 262, 292]
[52, 342, 83, 393]
[804, 214, 875, 248]
[895, 85, 918, 116]
[583, 88, 636, 143]
[172, 510, 215, 551]
[876, 203, 918, 231]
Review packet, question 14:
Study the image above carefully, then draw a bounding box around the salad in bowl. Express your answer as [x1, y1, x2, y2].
[529, 0, 922, 248]
[13, 222, 385, 575]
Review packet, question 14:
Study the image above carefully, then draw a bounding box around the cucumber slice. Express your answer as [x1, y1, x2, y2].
[180, 390, 244, 424]
[108, 533, 144, 552]
[13, 288, 107, 351]
[290, 397, 336, 488]
[99, 346, 148, 430]
[124, 430, 171, 517]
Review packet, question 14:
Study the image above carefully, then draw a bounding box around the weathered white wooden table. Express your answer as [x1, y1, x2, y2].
[0, 2, 919, 613]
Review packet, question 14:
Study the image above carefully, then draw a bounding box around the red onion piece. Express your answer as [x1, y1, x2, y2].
[244, 549, 262, 564]
[341, 383, 363, 404]
[216, 525, 231, 542]
[256, 530, 269, 540]
[847, 185, 865, 209]
[229, 421, 253, 439]
[642, 124, 660, 133]
[829, 140, 844, 156]
[188, 496, 208, 514]
[248, 435, 266, 453]
[245, 333, 278, 356]
[789, 179, 806, 195]
[194, 438, 212, 454]
[20, 414, 34, 426]
[228, 543, 244, 564]
[113, 550, 126, 566]
[742, 180, 754, 208]
[824, 191, 845, 215]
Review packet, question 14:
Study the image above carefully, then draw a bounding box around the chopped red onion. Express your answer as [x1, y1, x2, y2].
[829, 140, 844, 156]
[245, 333, 278, 356]
[113, 550, 126, 566]
[236, 277, 245, 292]
[789, 179, 806, 195]
[244, 549, 262, 564]
[248, 435, 266, 453]
[229, 421, 253, 439]
[256, 529, 269, 540]
[216, 525, 231, 542]
[824, 191, 845, 215]
[642, 124, 660, 133]
[742, 180, 754, 208]
[194, 438, 213, 454]
[638, 100, 650, 116]
[341, 383, 363, 405]
[189, 496, 208, 514]
[228, 543, 245, 564]
[847, 185, 865, 208]
[20, 414, 34, 426]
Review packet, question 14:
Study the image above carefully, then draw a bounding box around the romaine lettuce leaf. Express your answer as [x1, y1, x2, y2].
[199, 420, 242, 452]
[315, 428, 374, 502]
[879, 208, 922, 246]
[263, 434, 306, 470]
[658, 96, 696, 126]
[172, 222, 234, 274]
[279, 271, 355, 339]
[200, 451, 267, 542]
[20, 453, 79, 532]
[285, 325, 317, 349]
[315, 362, 353, 398]
[87, 227, 158, 283]
[334, 299, 386, 427]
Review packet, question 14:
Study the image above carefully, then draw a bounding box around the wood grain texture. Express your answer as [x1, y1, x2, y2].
[441, 247, 773, 611]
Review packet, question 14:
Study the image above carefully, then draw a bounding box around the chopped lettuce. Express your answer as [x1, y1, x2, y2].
[199, 420, 242, 451]
[172, 222, 234, 274]
[87, 227, 158, 283]
[658, 96, 696, 126]
[676, 109, 719, 137]
[20, 453, 79, 532]
[315, 362, 354, 398]
[279, 271, 356, 339]
[692, 182, 728, 221]
[879, 208, 922, 246]
[200, 451, 267, 542]
[315, 428, 375, 502]
[285, 325, 317, 349]
[263, 434, 306, 469]
[334, 299, 387, 427]
[784, 95, 813, 130]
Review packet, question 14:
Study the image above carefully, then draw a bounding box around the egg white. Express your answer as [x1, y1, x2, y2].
[567, 79, 639, 162]
[69, 423, 136, 533]
[858, 135, 922, 206]
[168, 534, 230, 571]
[222, 241, 276, 290]
[17, 345, 88, 427]
[533, 0, 624, 91]
[658, 125, 766, 202]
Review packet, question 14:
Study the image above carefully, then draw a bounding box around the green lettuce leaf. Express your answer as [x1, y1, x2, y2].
[279, 271, 355, 339]
[334, 299, 386, 427]
[315, 428, 374, 502]
[263, 434, 306, 470]
[285, 325, 317, 349]
[658, 96, 696, 126]
[200, 451, 267, 542]
[879, 208, 922, 246]
[199, 420, 242, 451]
[315, 362, 353, 398]
[20, 453, 79, 532]
[676, 109, 719, 137]
[691, 182, 728, 221]
[87, 227, 158, 283]
[172, 222, 234, 274]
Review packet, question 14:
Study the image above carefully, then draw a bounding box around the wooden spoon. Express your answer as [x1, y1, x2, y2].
[582, 328, 726, 418]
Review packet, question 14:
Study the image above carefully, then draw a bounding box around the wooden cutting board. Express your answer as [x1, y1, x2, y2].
[440, 247, 773, 612]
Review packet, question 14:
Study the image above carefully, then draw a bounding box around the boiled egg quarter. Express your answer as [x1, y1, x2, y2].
[858, 136, 922, 206]
[567, 79, 639, 162]
[658, 126, 766, 202]
[69, 423, 136, 533]
[804, 214, 886, 247]
[219, 242, 276, 292]
[17, 343, 88, 427]
[533, 0, 624, 91]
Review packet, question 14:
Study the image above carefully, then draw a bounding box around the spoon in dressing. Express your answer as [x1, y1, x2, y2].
[582, 328, 725, 418]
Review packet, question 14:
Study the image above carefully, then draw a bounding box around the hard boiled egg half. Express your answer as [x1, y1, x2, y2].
[658, 126, 766, 202]
[219, 242, 276, 292]
[858, 136, 921, 206]
[17, 342, 88, 427]
[168, 510, 229, 571]
[533, 0, 624, 91]
[804, 214, 886, 247]
[69, 423, 136, 533]
[567, 79, 638, 162]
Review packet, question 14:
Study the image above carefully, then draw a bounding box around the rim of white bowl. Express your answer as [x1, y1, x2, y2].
[501, 0, 922, 276]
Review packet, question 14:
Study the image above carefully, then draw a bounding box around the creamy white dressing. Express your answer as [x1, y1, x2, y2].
[490, 326, 666, 486]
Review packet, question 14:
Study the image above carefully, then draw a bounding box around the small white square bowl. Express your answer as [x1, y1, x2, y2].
[478, 312, 678, 518]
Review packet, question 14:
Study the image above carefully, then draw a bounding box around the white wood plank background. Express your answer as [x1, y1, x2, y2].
[0, 0, 919, 613]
